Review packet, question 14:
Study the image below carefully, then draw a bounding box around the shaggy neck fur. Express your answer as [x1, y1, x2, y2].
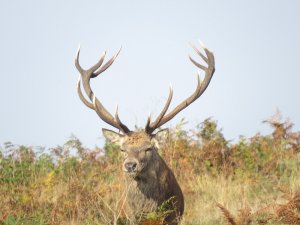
[125, 149, 184, 224]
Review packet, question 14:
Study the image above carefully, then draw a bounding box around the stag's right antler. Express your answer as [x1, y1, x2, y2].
[75, 47, 131, 134]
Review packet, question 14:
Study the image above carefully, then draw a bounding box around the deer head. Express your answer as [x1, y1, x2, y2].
[75, 42, 215, 177]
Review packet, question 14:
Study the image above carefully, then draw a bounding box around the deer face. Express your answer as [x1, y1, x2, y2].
[103, 129, 168, 177]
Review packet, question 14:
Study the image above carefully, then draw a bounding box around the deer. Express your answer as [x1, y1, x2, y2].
[74, 42, 215, 224]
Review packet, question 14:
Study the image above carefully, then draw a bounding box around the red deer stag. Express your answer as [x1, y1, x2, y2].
[75, 42, 215, 224]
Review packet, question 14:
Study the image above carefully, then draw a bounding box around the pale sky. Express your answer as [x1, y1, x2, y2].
[1, 0, 299, 149]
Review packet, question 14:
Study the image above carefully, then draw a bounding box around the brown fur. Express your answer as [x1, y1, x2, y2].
[103, 129, 184, 225]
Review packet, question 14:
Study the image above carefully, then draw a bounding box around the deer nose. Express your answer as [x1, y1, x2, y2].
[125, 162, 137, 172]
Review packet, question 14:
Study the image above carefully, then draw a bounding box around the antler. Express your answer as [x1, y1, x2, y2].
[75, 47, 131, 134]
[145, 41, 215, 134]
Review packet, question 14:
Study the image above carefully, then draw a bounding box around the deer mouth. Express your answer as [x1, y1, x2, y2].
[124, 169, 140, 180]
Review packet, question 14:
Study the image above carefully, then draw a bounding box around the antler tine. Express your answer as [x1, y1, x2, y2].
[194, 42, 215, 97]
[145, 84, 173, 134]
[75, 46, 85, 74]
[145, 113, 151, 131]
[75, 47, 100, 99]
[75, 47, 130, 134]
[115, 104, 131, 133]
[157, 73, 202, 127]
[94, 47, 122, 76]
[190, 42, 208, 64]
[146, 42, 215, 132]
[189, 55, 207, 71]
[90, 51, 106, 78]
[77, 76, 94, 109]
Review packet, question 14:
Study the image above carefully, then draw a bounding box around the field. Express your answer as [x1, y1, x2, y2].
[1, 113, 300, 225]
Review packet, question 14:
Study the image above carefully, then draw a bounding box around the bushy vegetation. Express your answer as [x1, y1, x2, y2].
[0, 112, 300, 225]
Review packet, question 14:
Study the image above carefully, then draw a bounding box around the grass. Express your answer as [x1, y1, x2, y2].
[0, 112, 300, 224]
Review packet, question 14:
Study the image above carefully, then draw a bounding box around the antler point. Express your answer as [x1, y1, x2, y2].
[115, 104, 121, 119]
[199, 40, 206, 49]
[77, 75, 81, 84]
[115, 48, 122, 58]
[76, 45, 81, 58]
[196, 71, 202, 82]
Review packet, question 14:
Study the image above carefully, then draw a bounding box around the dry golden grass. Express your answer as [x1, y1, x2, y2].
[0, 114, 300, 224]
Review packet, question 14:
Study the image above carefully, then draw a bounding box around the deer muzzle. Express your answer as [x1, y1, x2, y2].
[124, 161, 138, 173]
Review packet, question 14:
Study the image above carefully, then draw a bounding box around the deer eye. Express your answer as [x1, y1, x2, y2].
[120, 148, 126, 152]
[145, 148, 152, 152]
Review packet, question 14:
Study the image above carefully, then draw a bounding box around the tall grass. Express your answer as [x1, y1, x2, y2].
[0, 112, 299, 225]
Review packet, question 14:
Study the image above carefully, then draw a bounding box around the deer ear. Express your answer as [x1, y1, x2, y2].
[152, 128, 169, 148]
[102, 128, 124, 145]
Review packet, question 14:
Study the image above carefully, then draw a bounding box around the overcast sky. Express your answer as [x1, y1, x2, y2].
[1, 0, 299, 149]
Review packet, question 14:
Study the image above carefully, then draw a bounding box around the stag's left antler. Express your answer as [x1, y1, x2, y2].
[145, 42, 215, 134]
